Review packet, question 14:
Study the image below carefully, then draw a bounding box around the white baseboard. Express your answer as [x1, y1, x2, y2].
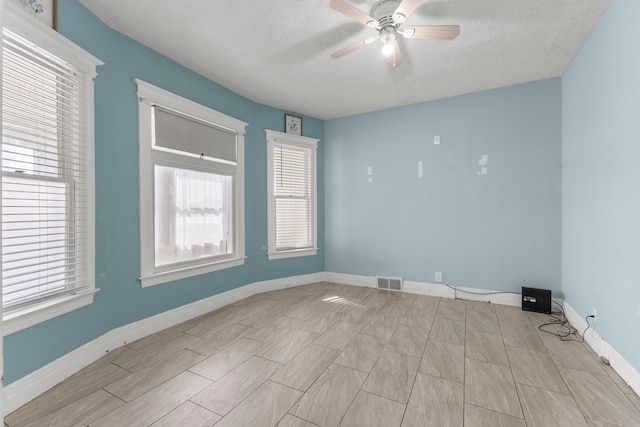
[3, 272, 324, 415]
[562, 301, 640, 396]
[6, 271, 639, 415]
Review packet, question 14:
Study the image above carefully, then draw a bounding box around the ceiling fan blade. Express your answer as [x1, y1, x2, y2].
[403, 25, 460, 40]
[331, 36, 378, 59]
[393, 0, 421, 23]
[329, 0, 378, 27]
[387, 39, 402, 68]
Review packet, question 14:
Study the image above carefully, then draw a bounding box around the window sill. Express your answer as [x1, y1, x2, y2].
[3, 288, 100, 336]
[268, 248, 318, 260]
[139, 256, 246, 288]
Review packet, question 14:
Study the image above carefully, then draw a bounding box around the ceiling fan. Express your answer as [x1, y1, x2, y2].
[329, 0, 460, 68]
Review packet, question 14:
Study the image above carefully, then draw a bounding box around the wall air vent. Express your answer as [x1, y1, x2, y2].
[377, 277, 403, 291]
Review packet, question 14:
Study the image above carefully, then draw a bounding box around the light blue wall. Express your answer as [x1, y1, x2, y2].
[324, 79, 562, 294]
[562, 0, 640, 370]
[3, 1, 324, 385]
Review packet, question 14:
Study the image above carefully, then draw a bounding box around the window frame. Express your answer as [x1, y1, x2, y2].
[135, 79, 247, 287]
[2, 2, 102, 335]
[265, 129, 319, 260]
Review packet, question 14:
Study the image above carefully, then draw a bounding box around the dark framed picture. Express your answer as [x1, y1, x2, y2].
[285, 114, 302, 136]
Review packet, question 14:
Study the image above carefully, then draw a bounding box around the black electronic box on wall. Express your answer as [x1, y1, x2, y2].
[521, 286, 552, 314]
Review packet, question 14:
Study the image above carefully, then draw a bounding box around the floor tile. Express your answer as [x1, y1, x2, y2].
[411, 294, 440, 311]
[105, 348, 205, 402]
[362, 349, 420, 404]
[358, 291, 391, 308]
[540, 335, 605, 374]
[6, 363, 130, 426]
[113, 333, 202, 372]
[402, 373, 463, 427]
[466, 300, 496, 315]
[214, 381, 302, 427]
[464, 404, 526, 427]
[436, 299, 466, 321]
[377, 298, 412, 318]
[127, 321, 194, 351]
[89, 371, 211, 427]
[259, 328, 319, 364]
[333, 333, 388, 373]
[185, 311, 247, 339]
[464, 358, 523, 419]
[339, 391, 405, 427]
[70, 346, 137, 378]
[360, 312, 403, 340]
[187, 323, 257, 355]
[291, 364, 368, 427]
[297, 310, 342, 334]
[387, 324, 428, 357]
[506, 346, 569, 394]
[517, 383, 588, 427]
[284, 301, 323, 320]
[466, 310, 501, 335]
[419, 339, 464, 383]
[317, 294, 361, 314]
[22, 390, 125, 427]
[465, 329, 509, 366]
[559, 367, 640, 425]
[499, 321, 546, 352]
[527, 311, 568, 336]
[494, 305, 532, 325]
[429, 315, 466, 345]
[401, 306, 436, 330]
[340, 304, 379, 325]
[245, 316, 303, 344]
[271, 344, 339, 391]
[189, 338, 266, 380]
[313, 321, 363, 351]
[150, 401, 221, 427]
[276, 414, 318, 427]
[191, 356, 281, 415]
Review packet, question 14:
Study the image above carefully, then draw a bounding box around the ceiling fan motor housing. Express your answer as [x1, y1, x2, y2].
[371, 0, 403, 27]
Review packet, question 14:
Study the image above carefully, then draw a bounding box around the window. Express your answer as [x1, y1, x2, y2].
[136, 80, 247, 287]
[1, 4, 102, 334]
[265, 130, 318, 260]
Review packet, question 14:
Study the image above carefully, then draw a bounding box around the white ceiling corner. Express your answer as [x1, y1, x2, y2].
[79, 0, 612, 120]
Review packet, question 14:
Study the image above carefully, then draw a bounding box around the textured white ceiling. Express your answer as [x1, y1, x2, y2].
[79, 0, 611, 120]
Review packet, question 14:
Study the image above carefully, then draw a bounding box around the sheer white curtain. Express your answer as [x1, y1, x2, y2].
[154, 165, 232, 266]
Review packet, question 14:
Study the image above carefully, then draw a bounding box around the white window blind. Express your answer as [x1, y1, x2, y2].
[274, 144, 313, 250]
[2, 27, 92, 309]
[265, 129, 318, 260]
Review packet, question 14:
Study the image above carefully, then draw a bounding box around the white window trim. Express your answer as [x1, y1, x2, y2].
[265, 129, 319, 260]
[2, 3, 102, 336]
[135, 79, 247, 287]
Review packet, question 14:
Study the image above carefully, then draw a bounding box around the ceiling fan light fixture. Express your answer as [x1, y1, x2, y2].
[382, 41, 395, 56]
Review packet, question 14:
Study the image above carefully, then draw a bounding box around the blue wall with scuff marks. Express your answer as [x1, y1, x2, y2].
[324, 79, 562, 294]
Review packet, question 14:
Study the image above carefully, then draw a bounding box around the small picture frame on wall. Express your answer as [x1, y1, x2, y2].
[285, 114, 302, 136]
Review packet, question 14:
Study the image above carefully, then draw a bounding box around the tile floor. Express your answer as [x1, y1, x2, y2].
[6, 282, 640, 426]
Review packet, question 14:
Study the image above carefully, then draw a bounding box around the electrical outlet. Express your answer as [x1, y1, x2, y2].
[434, 135, 440, 145]
[435, 272, 443, 283]
[591, 307, 597, 322]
